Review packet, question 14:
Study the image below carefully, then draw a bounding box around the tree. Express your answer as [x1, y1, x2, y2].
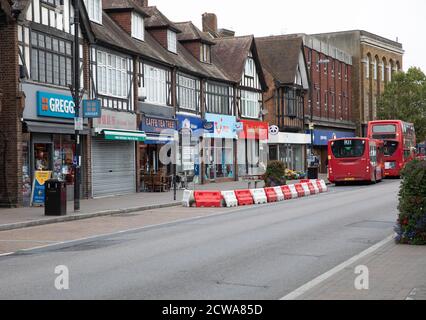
[377, 67, 426, 143]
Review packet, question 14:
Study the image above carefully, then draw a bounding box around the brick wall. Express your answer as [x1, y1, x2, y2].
[148, 28, 168, 49]
[304, 46, 355, 129]
[181, 41, 201, 61]
[0, 19, 23, 207]
[108, 11, 132, 35]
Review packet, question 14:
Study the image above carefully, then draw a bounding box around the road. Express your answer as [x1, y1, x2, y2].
[0, 180, 400, 300]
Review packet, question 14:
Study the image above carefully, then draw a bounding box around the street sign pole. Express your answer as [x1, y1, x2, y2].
[73, 0, 81, 212]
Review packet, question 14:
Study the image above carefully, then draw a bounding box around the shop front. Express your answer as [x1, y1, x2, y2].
[92, 109, 145, 197]
[311, 128, 356, 173]
[21, 84, 89, 206]
[176, 114, 205, 184]
[203, 113, 237, 182]
[237, 120, 269, 177]
[268, 130, 311, 173]
[140, 115, 177, 192]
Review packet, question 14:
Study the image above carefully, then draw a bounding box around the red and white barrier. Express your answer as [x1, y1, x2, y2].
[183, 180, 329, 208]
[273, 187, 285, 201]
[221, 190, 238, 208]
[235, 190, 254, 206]
[250, 188, 268, 204]
[264, 187, 279, 203]
[194, 191, 222, 208]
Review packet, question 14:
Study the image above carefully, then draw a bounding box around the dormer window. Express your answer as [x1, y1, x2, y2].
[83, 0, 102, 24]
[167, 29, 177, 53]
[200, 43, 211, 63]
[131, 12, 144, 41]
[245, 57, 255, 77]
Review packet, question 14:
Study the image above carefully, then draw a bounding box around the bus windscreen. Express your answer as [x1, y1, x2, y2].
[383, 140, 399, 156]
[331, 140, 366, 158]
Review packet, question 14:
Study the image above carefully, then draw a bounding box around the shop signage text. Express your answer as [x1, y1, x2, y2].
[30, 171, 52, 206]
[37, 91, 75, 119]
[204, 113, 237, 139]
[141, 116, 176, 133]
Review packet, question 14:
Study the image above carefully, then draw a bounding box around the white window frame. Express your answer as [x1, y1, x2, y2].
[366, 56, 370, 79]
[97, 50, 128, 99]
[245, 58, 255, 77]
[144, 64, 168, 105]
[373, 59, 378, 80]
[177, 74, 200, 112]
[131, 12, 144, 41]
[241, 90, 261, 119]
[200, 43, 211, 63]
[84, 0, 102, 24]
[167, 29, 177, 53]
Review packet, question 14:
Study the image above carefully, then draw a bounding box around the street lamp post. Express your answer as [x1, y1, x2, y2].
[72, 0, 81, 212]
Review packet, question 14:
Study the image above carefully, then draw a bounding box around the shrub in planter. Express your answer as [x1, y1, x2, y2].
[263, 160, 286, 187]
[395, 160, 426, 245]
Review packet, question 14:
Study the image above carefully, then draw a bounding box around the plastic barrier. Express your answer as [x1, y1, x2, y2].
[273, 186, 285, 201]
[302, 182, 314, 196]
[194, 191, 222, 208]
[182, 189, 194, 207]
[309, 180, 320, 194]
[295, 183, 307, 197]
[280, 185, 293, 200]
[250, 188, 268, 204]
[318, 180, 328, 193]
[234, 190, 254, 206]
[221, 190, 238, 208]
[264, 188, 278, 203]
[287, 184, 299, 199]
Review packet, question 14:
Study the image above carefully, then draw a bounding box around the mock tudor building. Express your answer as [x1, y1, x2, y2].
[312, 30, 404, 136]
[256, 36, 310, 173]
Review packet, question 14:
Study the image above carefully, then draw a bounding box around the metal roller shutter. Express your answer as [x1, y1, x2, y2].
[92, 137, 136, 197]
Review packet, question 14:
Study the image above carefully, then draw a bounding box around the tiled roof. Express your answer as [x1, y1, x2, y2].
[256, 35, 304, 85]
[143, 6, 181, 33]
[211, 35, 254, 83]
[175, 21, 215, 45]
[102, 0, 150, 17]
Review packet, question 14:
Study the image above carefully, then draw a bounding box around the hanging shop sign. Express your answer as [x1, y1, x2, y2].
[30, 171, 52, 206]
[37, 91, 75, 119]
[83, 99, 102, 118]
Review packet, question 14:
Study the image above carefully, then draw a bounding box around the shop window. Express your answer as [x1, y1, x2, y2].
[34, 143, 52, 171]
[53, 135, 75, 185]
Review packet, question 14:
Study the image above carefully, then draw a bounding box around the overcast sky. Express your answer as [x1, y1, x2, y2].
[152, 0, 425, 72]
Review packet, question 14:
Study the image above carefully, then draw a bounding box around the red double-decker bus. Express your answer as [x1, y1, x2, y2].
[367, 120, 416, 177]
[328, 138, 384, 185]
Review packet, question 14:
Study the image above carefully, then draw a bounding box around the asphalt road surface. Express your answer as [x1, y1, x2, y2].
[0, 180, 400, 299]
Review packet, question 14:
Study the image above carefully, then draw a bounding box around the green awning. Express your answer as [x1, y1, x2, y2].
[103, 129, 146, 142]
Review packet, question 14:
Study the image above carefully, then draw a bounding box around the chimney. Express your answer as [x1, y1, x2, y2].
[202, 13, 218, 34]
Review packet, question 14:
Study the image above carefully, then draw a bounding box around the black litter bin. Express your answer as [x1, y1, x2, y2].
[307, 166, 319, 180]
[45, 179, 67, 216]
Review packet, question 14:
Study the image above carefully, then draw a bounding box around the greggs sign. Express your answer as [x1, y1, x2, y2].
[37, 91, 75, 119]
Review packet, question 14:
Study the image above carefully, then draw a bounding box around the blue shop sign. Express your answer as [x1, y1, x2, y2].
[204, 113, 237, 139]
[37, 91, 75, 119]
[311, 129, 356, 146]
[83, 99, 102, 118]
[177, 115, 205, 132]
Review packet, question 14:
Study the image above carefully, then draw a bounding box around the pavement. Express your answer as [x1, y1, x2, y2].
[295, 240, 426, 300]
[0, 175, 328, 232]
[1, 179, 420, 300]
